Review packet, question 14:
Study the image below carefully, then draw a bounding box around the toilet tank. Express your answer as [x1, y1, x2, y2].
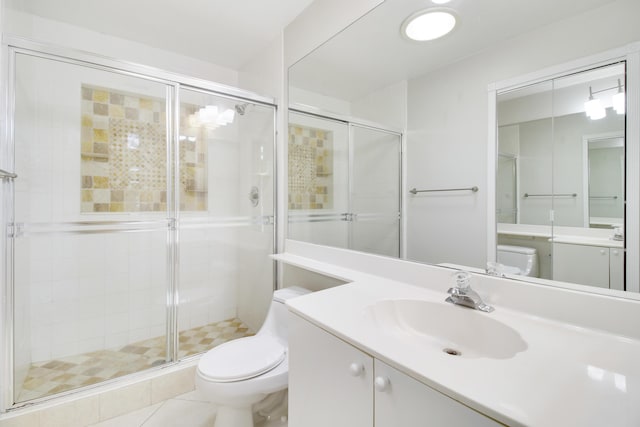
[259, 286, 311, 343]
[497, 245, 539, 277]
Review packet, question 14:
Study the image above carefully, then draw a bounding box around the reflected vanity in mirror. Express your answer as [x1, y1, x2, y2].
[287, 0, 640, 296]
[495, 63, 627, 290]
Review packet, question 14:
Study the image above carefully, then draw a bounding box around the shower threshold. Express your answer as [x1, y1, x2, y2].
[15, 318, 253, 403]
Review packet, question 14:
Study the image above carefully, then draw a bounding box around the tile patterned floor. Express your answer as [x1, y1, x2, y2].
[16, 319, 252, 402]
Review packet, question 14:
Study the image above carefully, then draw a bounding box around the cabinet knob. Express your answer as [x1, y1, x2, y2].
[600, 249, 606, 255]
[613, 250, 619, 256]
[374, 376, 390, 392]
[349, 362, 364, 377]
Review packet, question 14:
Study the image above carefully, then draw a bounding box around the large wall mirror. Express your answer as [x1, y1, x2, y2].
[287, 0, 640, 296]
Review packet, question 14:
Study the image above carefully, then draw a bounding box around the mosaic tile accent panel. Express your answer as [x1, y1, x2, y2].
[288, 124, 333, 210]
[16, 318, 252, 402]
[80, 85, 208, 212]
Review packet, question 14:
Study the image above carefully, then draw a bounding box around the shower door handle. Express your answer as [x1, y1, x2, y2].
[0, 169, 17, 179]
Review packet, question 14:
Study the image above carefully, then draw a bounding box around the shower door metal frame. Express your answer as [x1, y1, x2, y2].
[1, 37, 277, 412]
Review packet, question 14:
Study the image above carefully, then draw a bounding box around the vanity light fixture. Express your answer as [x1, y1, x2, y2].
[585, 79, 625, 120]
[585, 87, 606, 120]
[401, 9, 457, 41]
[613, 79, 626, 115]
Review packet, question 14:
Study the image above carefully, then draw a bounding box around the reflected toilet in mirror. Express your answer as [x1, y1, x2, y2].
[496, 245, 539, 277]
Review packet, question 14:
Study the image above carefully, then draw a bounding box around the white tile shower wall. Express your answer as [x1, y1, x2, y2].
[236, 112, 276, 332]
[178, 227, 238, 332]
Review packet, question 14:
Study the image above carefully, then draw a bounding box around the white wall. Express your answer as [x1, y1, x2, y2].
[406, 0, 640, 268]
[5, 10, 238, 86]
[283, 0, 384, 68]
[238, 35, 282, 100]
[351, 80, 407, 130]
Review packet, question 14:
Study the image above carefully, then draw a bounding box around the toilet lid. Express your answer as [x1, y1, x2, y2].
[198, 335, 286, 382]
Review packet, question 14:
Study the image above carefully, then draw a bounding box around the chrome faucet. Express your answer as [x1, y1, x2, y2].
[445, 271, 494, 313]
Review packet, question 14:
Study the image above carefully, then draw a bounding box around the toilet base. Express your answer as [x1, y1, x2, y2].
[214, 405, 254, 427]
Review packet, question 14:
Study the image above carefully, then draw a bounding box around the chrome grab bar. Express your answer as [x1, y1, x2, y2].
[0, 168, 17, 179]
[410, 186, 478, 195]
[590, 196, 618, 200]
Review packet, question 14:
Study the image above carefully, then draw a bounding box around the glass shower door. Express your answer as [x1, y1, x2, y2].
[350, 125, 401, 257]
[9, 53, 172, 403]
[176, 88, 276, 357]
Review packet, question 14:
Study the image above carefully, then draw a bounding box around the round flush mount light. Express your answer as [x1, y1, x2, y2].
[431, 0, 451, 4]
[401, 9, 457, 42]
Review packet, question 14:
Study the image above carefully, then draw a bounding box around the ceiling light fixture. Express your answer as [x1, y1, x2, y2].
[401, 9, 457, 42]
[431, 0, 452, 4]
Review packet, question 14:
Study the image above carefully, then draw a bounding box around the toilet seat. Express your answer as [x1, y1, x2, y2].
[198, 335, 285, 383]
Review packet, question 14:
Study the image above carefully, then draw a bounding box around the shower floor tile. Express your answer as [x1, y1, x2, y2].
[16, 318, 253, 403]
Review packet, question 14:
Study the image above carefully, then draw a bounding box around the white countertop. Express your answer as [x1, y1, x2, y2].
[497, 223, 624, 248]
[287, 279, 640, 427]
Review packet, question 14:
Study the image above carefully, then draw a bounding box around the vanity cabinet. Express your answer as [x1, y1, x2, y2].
[610, 248, 624, 291]
[288, 313, 502, 427]
[552, 243, 624, 290]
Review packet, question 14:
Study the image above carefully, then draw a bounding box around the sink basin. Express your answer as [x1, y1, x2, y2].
[366, 299, 527, 359]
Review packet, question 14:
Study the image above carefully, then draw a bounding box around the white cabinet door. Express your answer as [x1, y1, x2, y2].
[610, 248, 625, 291]
[553, 243, 609, 288]
[374, 360, 502, 427]
[288, 313, 374, 427]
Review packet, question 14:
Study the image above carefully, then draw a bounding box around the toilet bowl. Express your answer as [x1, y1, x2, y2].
[497, 245, 539, 277]
[196, 286, 311, 427]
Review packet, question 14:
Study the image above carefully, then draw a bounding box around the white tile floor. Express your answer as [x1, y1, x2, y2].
[88, 389, 288, 427]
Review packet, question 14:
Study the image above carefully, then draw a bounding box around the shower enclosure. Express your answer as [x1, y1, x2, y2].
[1, 40, 276, 410]
[287, 110, 402, 258]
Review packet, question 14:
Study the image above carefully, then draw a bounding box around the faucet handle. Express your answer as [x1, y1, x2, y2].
[452, 270, 472, 290]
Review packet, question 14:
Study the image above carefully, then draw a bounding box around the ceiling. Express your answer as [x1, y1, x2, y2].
[289, 0, 620, 101]
[5, 0, 315, 69]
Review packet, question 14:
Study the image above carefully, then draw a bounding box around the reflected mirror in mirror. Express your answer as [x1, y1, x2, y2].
[496, 63, 626, 291]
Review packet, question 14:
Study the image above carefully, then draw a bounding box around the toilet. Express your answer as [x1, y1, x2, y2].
[496, 245, 539, 277]
[196, 286, 311, 427]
